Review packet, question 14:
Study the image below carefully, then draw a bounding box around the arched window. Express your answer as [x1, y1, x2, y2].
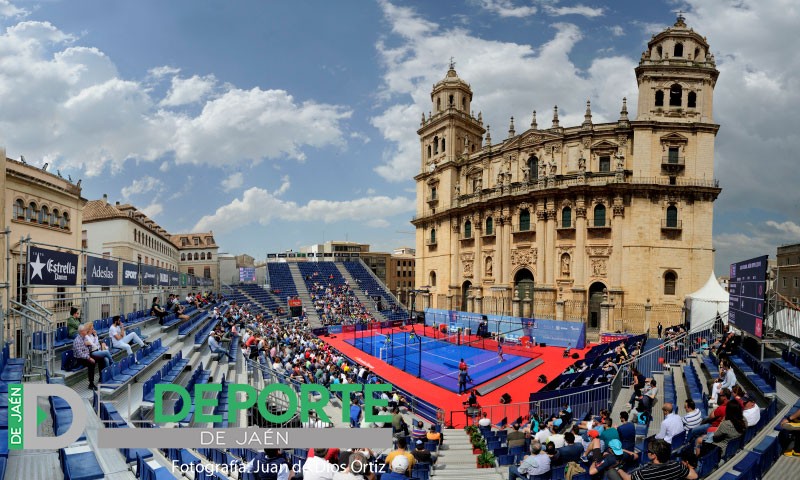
[207, 252, 212, 260]
[656, 45, 663, 58]
[464, 220, 472, 238]
[429, 271, 437, 287]
[669, 84, 682, 107]
[431, 186, 437, 199]
[519, 209, 531, 231]
[448, 94, 454, 106]
[40, 206, 49, 224]
[485, 217, 493, 235]
[674, 42, 684, 57]
[441, 137, 445, 152]
[655, 90, 664, 107]
[694, 47, 700, 60]
[51, 209, 59, 226]
[194, 252, 199, 261]
[594, 204, 606, 227]
[687, 91, 697, 108]
[200, 252, 206, 260]
[430, 228, 436, 244]
[664, 271, 677, 295]
[436, 98, 441, 112]
[461, 97, 466, 111]
[61, 212, 69, 229]
[26, 202, 37, 222]
[181, 253, 185, 261]
[528, 155, 538, 182]
[666, 205, 678, 228]
[427, 145, 432, 158]
[433, 136, 439, 154]
[562, 207, 572, 228]
[14, 199, 24, 219]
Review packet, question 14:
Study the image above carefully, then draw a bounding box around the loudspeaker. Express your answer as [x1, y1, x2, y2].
[540, 342, 547, 347]
[572, 353, 580, 359]
[500, 393, 512, 404]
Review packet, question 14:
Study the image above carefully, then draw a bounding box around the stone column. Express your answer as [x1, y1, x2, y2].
[522, 293, 532, 318]
[644, 299, 652, 335]
[536, 206, 546, 284]
[545, 207, 556, 287]
[446, 294, 453, 310]
[498, 213, 508, 284]
[475, 290, 483, 314]
[467, 294, 474, 313]
[611, 197, 624, 289]
[475, 221, 483, 282]
[556, 299, 565, 321]
[512, 290, 521, 318]
[600, 299, 614, 332]
[450, 221, 459, 290]
[575, 198, 587, 286]
[422, 293, 431, 310]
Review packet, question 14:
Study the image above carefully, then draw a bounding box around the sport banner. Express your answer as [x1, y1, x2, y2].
[27, 245, 78, 285]
[158, 268, 170, 286]
[121, 262, 139, 286]
[86, 256, 118, 286]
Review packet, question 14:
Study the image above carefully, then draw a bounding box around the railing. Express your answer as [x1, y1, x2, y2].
[661, 219, 683, 230]
[425, 238, 438, 246]
[511, 223, 534, 233]
[661, 156, 686, 166]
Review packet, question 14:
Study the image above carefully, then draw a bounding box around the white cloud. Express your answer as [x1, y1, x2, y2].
[544, 4, 604, 18]
[0, 0, 27, 18]
[478, 0, 538, 18]
[609, 25, 625, 36]
[221, 172, 244, 192]
[0, 19, 353, 176]
[715, 220, 800, 271]
[194, 179, 415, 233]
[121, 176, 162, 200]
[160, 74, 216, 107]
[366, 188, 376, 195]
[140, 201, 163, 219]
[372, 2, 636, 182]
[350, 131, 371, 144]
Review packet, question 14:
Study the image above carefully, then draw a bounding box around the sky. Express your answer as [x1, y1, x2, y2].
[0, 0, 798, 276]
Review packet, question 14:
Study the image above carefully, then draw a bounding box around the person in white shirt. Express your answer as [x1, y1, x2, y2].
[478, 412, 492, 428]
[535, 423, 553, 445]
[742, 394, 761, 427]
[303, 448, 337, 480]
[243, 449, 289, 480]
[108, 315, 145, 358]
[711, 360, 737, 404]
[655, 403, 684, 443]
[682, 399, 704, 432]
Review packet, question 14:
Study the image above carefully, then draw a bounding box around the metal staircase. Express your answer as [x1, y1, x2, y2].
[286, 263, 323, 326]
[9, 298, 55, 375]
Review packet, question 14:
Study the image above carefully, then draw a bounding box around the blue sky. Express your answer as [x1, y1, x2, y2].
[0, 0, 798, 276]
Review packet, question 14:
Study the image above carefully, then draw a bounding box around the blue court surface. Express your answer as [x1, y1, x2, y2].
[346, 331, 532, 393]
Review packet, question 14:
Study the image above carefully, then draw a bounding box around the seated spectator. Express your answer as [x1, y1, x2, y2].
[688, 388, 730, 446]
[67, 306, 82, 338]
[616, 438, 697, 480]
[426, 425, 443, 447]
[381, 456, 411, 480]
[411, 439, 435, 464]
[508, 440, 550, 480]
[617, 411, 636, 452]
[682, 399, 703, 433]
[411, 420, 427, 441]
[172, 301, 190, 322]
[589, 439, 637, 478]
[507, 423, 528, 448]
[73, 324, 98, 391]
[109, 315, 146, 359]
[778, 406, 800, 456]
[695, 398, 746, 457]
[332, 451, 370, 480]
[655, 403, 683, 444]
[742, 393, 760, 427]
[553, 432, 583, 466]
[478, 412, 492, 428]
[385, 437, 415, 470]
[150, 297, 169, 325]
[209, 332, 232, 361]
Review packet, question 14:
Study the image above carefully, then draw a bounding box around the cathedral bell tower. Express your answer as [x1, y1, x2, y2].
[635, 13, 719, 124]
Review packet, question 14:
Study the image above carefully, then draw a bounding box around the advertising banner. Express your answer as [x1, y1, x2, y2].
[86, 256, 118, 286]
[729, 255, 768, 338]
[141, 265, 157, 286]
[121, 262, 139, 286]
[27, 245, 79, 286]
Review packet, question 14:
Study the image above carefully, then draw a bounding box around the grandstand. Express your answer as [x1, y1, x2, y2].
[3, 267, 800, 479]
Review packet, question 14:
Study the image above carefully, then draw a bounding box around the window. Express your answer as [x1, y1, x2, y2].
[427, 145, 431, 158]
[51, 209, 60, 226]
[194, 252, 199, 261]
[26, 202, 36, 222]
[472, 177, 481, 192]
[519, 209, 531, 231]
[436, 98, 441, 112]
[464, 220, 472, 238]
[664, 271, 677, 295]
[688, 91, 697, 108]
[204, 267, 211, 278]
[430, 228, 436, 244]
[39, 206, 49, 224]
[562, 207, 572, 228]
[674, 42, 684, 57]
[528, 155, 538, 182]
[61, 212, 69, 229]
[429, 271, 436, 286]
[668, 147, 680, 164]
[441, 137, 445, 152]
[433, 136, 439, 155]
[657, 45, 663, 58]
[207, 252, 212, 260]
[655, 90, 664, 107]
[188, 267, 194, 276]
[461, 97, 466, 110]
[200, 252, 206, 260]
[448, 94, 454, 106]
[599, 156, 611, 172]
[485, 217, 493, 235]
[14, 199, 24, 219]
[431, 186, 437, 199]
[594, 204, 606, 227]
[794, 277, 798, 288]
[666, 205, 678, 228]
[669, 84, 682, 107]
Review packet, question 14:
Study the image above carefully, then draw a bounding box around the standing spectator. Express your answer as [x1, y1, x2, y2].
[67, 306, 82, 338]
[73, 324, 97, 390]
[508, 440, 550, 480]
[617, 439, 697, 480]
[349, 400, 362, 428]
[657, 322, 663, 339]
[458, 369, 468, 395]
[108, 316, 146, 359]
[617, 412, 636, 452]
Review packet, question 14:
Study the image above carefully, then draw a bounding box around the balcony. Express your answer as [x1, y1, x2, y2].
[587, 221, 611, 231]
[557, 222, 575, 231]
[425, 238, 438, 246]
[481, 230, 496, 239]
[460, 232, 475, 243]
[511, 224, 534, 235]
[661, 155, 686, 173]
[661, 219, 683, 231]
[426, 194, 439, 205]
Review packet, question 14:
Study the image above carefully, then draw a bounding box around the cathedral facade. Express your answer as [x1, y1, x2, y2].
[412, 16, 721, 329]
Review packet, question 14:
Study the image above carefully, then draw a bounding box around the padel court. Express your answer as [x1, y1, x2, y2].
[345, 329, 538, 393]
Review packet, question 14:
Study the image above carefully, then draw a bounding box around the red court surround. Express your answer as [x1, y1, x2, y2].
[319, 325, 591, 428]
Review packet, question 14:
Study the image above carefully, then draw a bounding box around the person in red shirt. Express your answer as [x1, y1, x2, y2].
[459, 358, 467, 371]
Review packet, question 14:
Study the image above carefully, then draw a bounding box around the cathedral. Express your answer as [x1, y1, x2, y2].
[412, 15, 721, 330]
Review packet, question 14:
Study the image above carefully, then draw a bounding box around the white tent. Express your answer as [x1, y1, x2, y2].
[685, 272, 729, 329]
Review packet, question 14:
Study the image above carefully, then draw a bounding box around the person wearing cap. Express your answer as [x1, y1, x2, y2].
[381, 456, 411, 480]
[302, 448, 337, 480]
[655, 403, 683, 443]
[742, 394, 761, 427]
[385, 437, 415, 471]
[508, 423, 528, 448]
[509, 440, 550, 480]
[411, 439, 435, 464]
[589, 438, 638, 478]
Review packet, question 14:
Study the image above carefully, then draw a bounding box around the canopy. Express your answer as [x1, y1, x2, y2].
[685, 272, 729, 328]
